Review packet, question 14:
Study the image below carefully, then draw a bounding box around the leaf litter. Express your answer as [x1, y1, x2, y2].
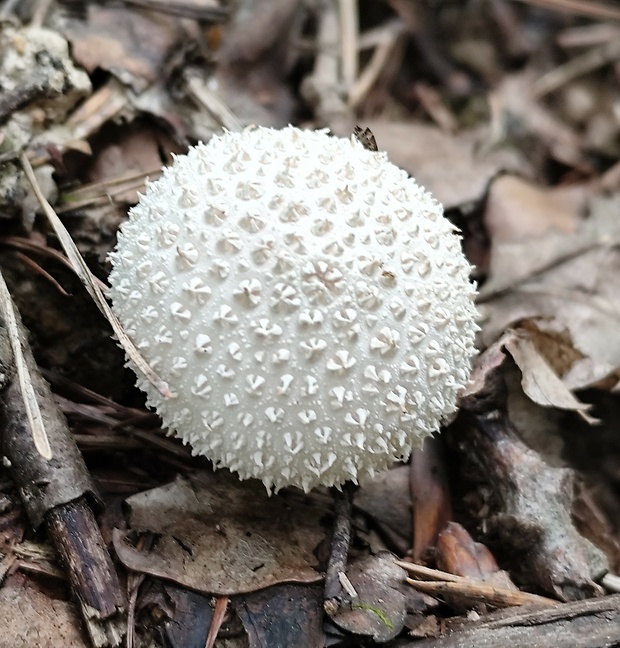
[2, 0, 620, 646]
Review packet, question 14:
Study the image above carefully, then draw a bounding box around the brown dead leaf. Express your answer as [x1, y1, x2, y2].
[436, 522, 517, 591]
[504, 330, 595, 422]
[485, 175, 586, 242]
[480, 195, 620, 388]
[113, 472, 324, 595]
[83, 123, 178, 204]
[410, 438, 452, 564]
[518, 319, 584, 378]
[234, 584, 325, 648]
[62, 5, 183, 92]
[333, 120, 526, 210]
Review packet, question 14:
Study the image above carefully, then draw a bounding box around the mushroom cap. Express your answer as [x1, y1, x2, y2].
[109, 126, 478, 492]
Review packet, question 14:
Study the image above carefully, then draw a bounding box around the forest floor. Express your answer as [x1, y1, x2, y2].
[1, 1, 620, 647]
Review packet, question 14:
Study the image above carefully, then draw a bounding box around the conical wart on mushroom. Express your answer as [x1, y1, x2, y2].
[109, 126, 479, 493]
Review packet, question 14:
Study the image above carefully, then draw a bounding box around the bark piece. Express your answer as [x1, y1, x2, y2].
[401, 593, 620, 648]
[46, 498, 125, 647]
[457, 344, 608, 601]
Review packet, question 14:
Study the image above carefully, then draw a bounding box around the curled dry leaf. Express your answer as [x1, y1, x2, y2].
[436, 522, 518, 592]
[480, 195, 620, 390]
[503, 330, 596, 423]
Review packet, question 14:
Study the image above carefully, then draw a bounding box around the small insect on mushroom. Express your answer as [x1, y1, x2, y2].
[109, 126, 479, 493]
[353, 125, 378, 152]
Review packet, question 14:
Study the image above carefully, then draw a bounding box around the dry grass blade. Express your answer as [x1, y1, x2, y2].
[0, 269, 52, 460]
[20, 153, 171, 399]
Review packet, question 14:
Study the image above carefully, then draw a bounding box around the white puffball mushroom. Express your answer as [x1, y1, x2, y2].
[109, 126, 478, 492]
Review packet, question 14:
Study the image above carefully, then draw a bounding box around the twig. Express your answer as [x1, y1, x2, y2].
[0, 293, 125, 646]
[339, 0, 359, 92]
[47, 499, 126, 647]
[205, 596, 229, 648]
[301, 0, 349, 127]
[0, 78, 50, 124]
[348, 26, 401, 109]
[0, 0, 20, 18]
[512, 0, 620, 21]
[120, 0, 228, 21]
[12, 252, 71, 296]
[397, 561, 558, 607]
[602, 573, 620, 594]
[0, 236, 110, 294]
[183, 70, 243, 132]
[532, 38, 620, 97]
[323, 481, 357, 616]
[30, 0, 54, 27]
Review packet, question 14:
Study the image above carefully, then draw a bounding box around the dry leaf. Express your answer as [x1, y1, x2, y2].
[355, 465, 412, 555]
[485, 175, 586, 242]
[480, 195, 620, 388]
[114, 473, 324, 595]
[329, 553, 408, 643]
[504, 330, 595, 422]
[62, 5, 182, 91]
[436, 522, 517, 591]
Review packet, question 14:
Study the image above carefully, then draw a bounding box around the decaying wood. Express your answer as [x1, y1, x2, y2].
[0, 290, 125, 647]
[47, 498, 126, 647]
[401, 592, 620, 648]
[456, 344, 608, 601]
[0, 79, 52, 124]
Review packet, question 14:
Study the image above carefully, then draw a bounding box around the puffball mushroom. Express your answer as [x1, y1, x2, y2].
[109, 126, 478, 492]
